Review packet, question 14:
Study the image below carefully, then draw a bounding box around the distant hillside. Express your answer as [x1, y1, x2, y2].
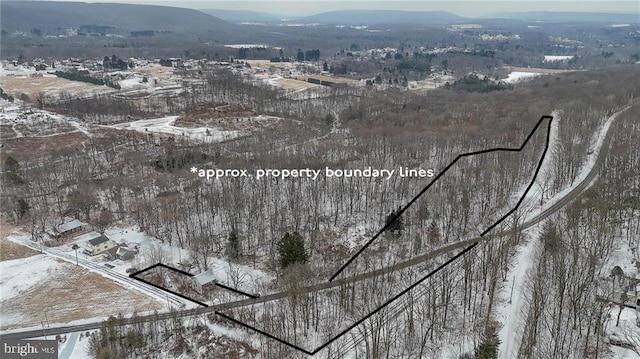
[1, 1, 234, 33]
[200, 9, 283, 23]
[490, 11, 640, 23]
[299, 10, 465, 25]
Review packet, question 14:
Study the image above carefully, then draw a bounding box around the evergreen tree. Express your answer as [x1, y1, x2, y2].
[16, 198, 29, 218]
[226, 228, 241, 259]
[385, 206, 404, 236]
[4, 156, 20, 173]
[277, 232, 308, 269]
[475, 321, 501, 359]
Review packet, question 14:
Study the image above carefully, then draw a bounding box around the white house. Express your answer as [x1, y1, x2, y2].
[83, 234, 115, 256]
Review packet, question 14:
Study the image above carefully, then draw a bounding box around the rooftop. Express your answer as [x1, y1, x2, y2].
[88, 235, 110, 246]
[193, 271, 217, 286]
[56, 219, 85, 233]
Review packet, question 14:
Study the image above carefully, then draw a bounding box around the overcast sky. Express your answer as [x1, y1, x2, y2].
[34, 1, 640, 17]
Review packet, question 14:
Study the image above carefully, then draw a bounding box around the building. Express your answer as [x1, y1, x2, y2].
[84, 234, 115, 256]
[102, 243, 137, 261]
[52, 219, 85, 239]
[191, 270, 217, 294]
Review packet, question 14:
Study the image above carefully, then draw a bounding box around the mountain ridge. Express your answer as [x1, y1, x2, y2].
[1, 1, 234, 33]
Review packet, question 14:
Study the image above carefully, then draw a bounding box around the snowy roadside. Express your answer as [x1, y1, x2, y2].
[496, 111, 560, 359]
[6, 232, 190, 310]
[495, 107, 630, 358]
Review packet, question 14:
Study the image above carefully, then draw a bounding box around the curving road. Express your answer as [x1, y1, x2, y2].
[0, 107, 629, 344]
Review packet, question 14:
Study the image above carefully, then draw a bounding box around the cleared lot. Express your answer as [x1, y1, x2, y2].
[0, 75, 112, 100]
[0, 243, 163, 331]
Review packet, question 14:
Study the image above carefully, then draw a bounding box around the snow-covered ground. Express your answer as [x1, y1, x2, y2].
[7, 224, 274, 309]
[496, 107, 630, 358]
[0, 106, 93, 138]
[518, 107, 628, 224]
[503, 71, 541, 84]
[108, 116, 243, 143]
[101, 226, 274, 296]
[0, 240, 164, 333]
[605, 307, 640, 359]
[543, 55, 575, 62]
[496, 111, 560, 359]
[0, 254, 60, 299]
[6, 231, 188, 310]
[0, 254, 63, 326]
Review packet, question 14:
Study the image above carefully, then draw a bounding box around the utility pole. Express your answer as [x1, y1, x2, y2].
[41, 320, 47, 339]
[72, 244, 79, 266]
[509, 276, 515, 304]
[41, 312, 49, 340]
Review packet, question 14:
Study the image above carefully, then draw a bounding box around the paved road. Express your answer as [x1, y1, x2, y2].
[58, 332, 79, 359]
[325, 107, 631, 358]
[1, 107, 628, 343]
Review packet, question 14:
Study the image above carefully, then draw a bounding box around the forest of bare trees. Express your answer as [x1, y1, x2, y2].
[2, 64, 638, 358]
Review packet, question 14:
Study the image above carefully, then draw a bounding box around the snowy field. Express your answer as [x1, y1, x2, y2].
[9, 224, 274, 301]
[0, 62, 114, 99]
[503, 71, 541, 83]
[0, 250, 163, 332]
[543, 55, 575, 62]
[0, 106, 93, 138]
[108, 116, 244, 143]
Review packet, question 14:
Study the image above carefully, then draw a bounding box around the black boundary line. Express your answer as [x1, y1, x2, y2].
[130, 275, 209, 307]
[481, 117, 553, 236]
[215, 311, 315, 355]
[217, 115, 554, 355]
[128, 262, 161, 277]
[130, 263, 258, 301]
[215, 282, 259, 299]
[215, 242, 479, 355]
[311, 242, 480, 354]
[329, 115, 553, 282]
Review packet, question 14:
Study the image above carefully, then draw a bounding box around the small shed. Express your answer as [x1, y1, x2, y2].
[192, 270, 217, 294]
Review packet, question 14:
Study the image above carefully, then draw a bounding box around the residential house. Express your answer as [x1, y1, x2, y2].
[84, 234, 115, 256]
[52, 219, 85, 239]
[102, 243, 137, 261]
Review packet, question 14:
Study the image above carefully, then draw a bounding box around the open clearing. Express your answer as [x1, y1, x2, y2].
[0, 253, 163, 331]
[244, 59, 295, 70]
[0, 239, 40, 262]
[0, 75, 112, 100]
[301, 74, 356, 84]
[0, 222, 39, 261]
[270, 77, 320, 91]
[136, 64, 180, 82]
[503, 66, 577, 74]
[1, 131, 89, 161]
